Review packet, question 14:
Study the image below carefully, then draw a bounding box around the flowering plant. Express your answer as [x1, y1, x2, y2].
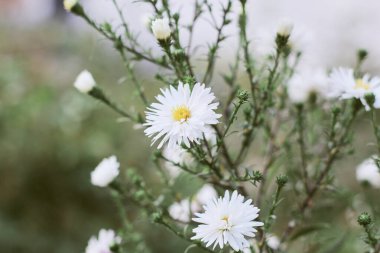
[65, 0, 380, 252]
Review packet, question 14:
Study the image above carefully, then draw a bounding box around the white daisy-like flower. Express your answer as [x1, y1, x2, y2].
[328, 67, 380, 110]
[144, 82, 221, 149]
[151, 18, 171, 40]
[85, 229, 121, 253]
[169, 184, 218, 223]
[91, 155, 120, 187]
[287, 67, 328, 103]
[74, 70, 96, 94]
[192, 190, 264, 251]
[356, 156, 380, 188]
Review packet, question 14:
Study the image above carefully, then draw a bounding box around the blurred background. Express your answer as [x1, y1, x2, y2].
[1, 0, 380, 252]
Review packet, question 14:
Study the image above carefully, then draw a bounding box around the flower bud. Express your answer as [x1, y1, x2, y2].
[63, 0, 79, 12]
[237, 90, 249, 102]
[276, 175, 288, 187]
[151, 18, 171, 41]
[91, 155, 120, 187]
[357, 212, 372, 226]
[74, 70, 96, 93]
[277, 19, 293, 37]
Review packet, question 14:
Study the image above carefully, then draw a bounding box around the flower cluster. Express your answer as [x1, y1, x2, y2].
[67, 1, 380, 252]
[85, 229, 121, 253]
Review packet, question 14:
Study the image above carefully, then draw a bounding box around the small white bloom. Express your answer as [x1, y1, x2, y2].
[266, 234, 281, 250]
[163, 144, 194, 178]
[144, 82, 221, 149]
[192, 190, 264, 251]
[85, 229, 121, 253]
[169, 199, 195, 223]
[193, 184, 218, 208]
[74, 70, 96, 94]
[169, 184, 217, 223]
[277, 19, 293, 37]
[356, 156, 380, 188]
[91, 155, 120, 187]
[328, 67, 380, 110]
[151, 18, 171, 40]
[63, 0, 78, 11]
[287, 67, 328, 103]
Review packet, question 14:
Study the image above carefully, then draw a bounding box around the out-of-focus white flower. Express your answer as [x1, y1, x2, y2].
[328, 67, 380, 110]
[356, 156, 380, 188]
[162, 129, 217, 177]
[144, 82, 221, 149]
[63, 0, 79, 11]
[266, 234, 281, 250]
[193, 184, 218, 208]
[141, 13, 153, 29]
[287, 67, 328, 103]
[168, 184, 217, 223]
[91, 155, 120, 187]
[163, 144, 194, 178]
[85, 229, 121, 253]
[277, 19, 294, 37]
[151, 18, 171, 40]
[168, 199, 195, 223]
[74, 70, 96, 93]
[192, 190, 264, 251]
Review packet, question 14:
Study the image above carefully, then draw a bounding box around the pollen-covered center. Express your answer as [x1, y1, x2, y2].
[172, 105, 191, 122]
[355, 79, 371, 90]
[220, 215, 232, 231]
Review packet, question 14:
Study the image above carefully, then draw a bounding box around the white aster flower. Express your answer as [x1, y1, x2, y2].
[151, 18, 171, 40]
[192, 190, 264, 251]
[266, 234, 281, 250]
[287, 67, 328, 103]
[91, 155, 120, 187]
[277, 19, 293, 37]
[169, 184, 217, 223]
[144, 82, 221, 149]
[74, 70, 96, 94]
[63, 0, 78, 11]
[328, 67, 380, 110]
[356, 156, 380, 188]
[85, 229, 121, 253]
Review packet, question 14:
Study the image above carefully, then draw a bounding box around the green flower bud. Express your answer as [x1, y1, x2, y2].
[357, 212, 372, 226]
[276, 175, 288, 187]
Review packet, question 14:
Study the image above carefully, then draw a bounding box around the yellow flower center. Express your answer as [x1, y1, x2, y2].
[172, 106, 191, 122]
[355, 79, 370, 90]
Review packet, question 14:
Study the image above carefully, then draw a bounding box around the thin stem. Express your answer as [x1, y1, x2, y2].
[296, 104, 309, 193]
[202, 0, 232, 84]
[89, 87, 142, 123]
[371, 109, 380, 154]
